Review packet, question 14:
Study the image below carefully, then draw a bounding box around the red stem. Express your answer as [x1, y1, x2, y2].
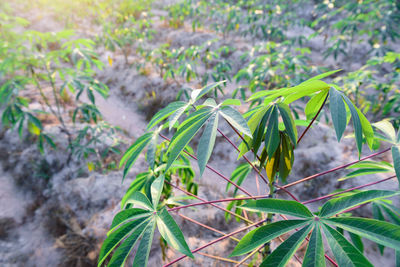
[278, 148, 391, 190]
[163, 219, 264, 267]
[302, 175, 396, 204]
[218, 127, 300, 201]
[160, 133, 254, 197]
[166, 180, 253, 223]
[168, 194, 268, 212]
[297, 94, 328, 144]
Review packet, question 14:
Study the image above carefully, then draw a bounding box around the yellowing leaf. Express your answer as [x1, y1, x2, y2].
[108, 56, 113, 67]
[87, 162, 95, 172]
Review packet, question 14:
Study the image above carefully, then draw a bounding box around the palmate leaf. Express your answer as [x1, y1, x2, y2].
[260, 224, 313, 267]
[303, 225, 325, 267]
[319, 190, 399, 218]
[106, 219, 153, 267]
[166, 107, 214, 171]
[230, 220, 311, 257]
[241, 199, 314, 218]
[322, 224, 373, 267]
[326, 217, 400, 250]
[98, 218, 150, 266]
[197, 112, 218, 176]
[99, 178, 192, 266]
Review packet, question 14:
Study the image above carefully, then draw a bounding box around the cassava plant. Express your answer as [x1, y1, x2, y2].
[99, 69, 400, 266]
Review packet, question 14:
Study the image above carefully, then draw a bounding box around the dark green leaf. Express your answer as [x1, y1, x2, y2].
[265, 106, 280, 157]
[98, 218, 149, 266]
[329, 87, 346, 142]
[278, 103, 298, 146]
[131, 220, 156, 266]
[241, 199, 314, 218]
[260, 224, 313, 267]
[231, 220, 311, 257]
[326, 217, 400, 250]
[342, 95, 363, 155]
[303, 225, 325, 267]
[322, 224, 373, 267]
[320, 190, 399, 217]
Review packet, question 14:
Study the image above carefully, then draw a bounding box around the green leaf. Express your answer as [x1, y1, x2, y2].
[326, 217, 400, 250]
[392, 145, 400, 185]
[109, 208, 152, 232]
[260, 224, 313, 267]
[166, 107, 213, 171]
[106, 219, 152, 267]
[191, 81, 226, 102]
[156, 207, 194, 258]
[226, 163, 252, 195]
[305, 90, 328, 121]
[221, 99, 241, 106]
[198, 112, 218, 176]
[98, 218, 149, 266]
[357, 108, 374, 150]
[380, 202, 400, 225]
[306, 69, 342, 82]
[349, 232, 364, 253]
[278, 103, 298, 146]
[252, 107, 273, 155]
[169, 102, 191, 130]
[230, 220, 311, 257]
[27, 113, 43, 130]
[319, 190, 399, 217]
[329, 87, 347, 142]
[343, 95, 363, 155]
[396, 250, 400, 267]
[241, 199, 314, 218]
[131, 220, 156, 266]
[303, 225, 325, 267]
[147, 101, 187, 130]
[219, 106, 252, 137]
[151, 175, 165, 209]
[123, 192, 154, 211]
[147, 136, 158, 171]
[372, 203, 386, 254]
[339, 167, 392, 181]
[120, 132, 153, 180]
[373, 120, 396, 143]
[322, 224, 373, 267]
[264, 106, 280, 157]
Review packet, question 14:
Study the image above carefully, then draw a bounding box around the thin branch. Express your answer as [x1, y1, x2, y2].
[278, 148, 391, 190]
[168, 195, 268, 213]
[303, 175, 396, 204]
[163, 219, 264, 267]
[177, 213, 240, 242]
[166, 180, 253, 224]
[160, 133, 254, 197]
[197, 252, 249, 265]
[297, 93, 328, 144]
